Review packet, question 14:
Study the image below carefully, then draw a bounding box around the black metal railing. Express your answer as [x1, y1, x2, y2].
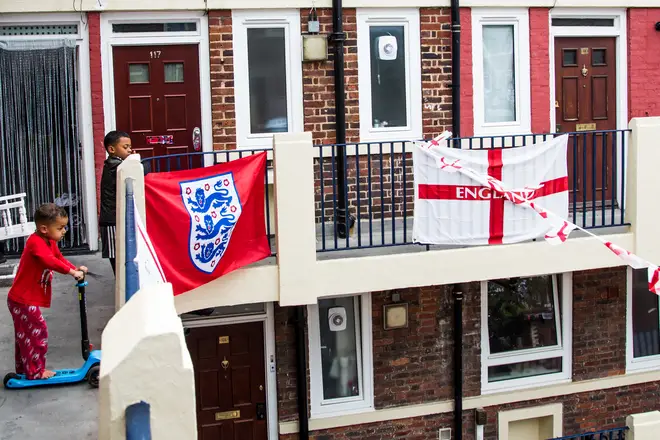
[314, 129, 630, 252]
[141, 149, 275, 256]
[548, 426, 628, 440]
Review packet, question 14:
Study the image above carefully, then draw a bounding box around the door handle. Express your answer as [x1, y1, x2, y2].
[193, 127, 201, 151]
[256, 403, 266, 420]
[556, 124, 562, 133]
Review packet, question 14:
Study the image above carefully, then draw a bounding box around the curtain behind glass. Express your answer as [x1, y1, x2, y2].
[0, 39, 87, 252]
[482, 25, 516, 123]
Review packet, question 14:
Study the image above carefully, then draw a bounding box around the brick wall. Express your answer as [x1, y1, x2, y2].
[628, 9, 660, 119]
[572, 267, 627, 380]
[87, 12, 106, 212]
[281, 381, 660, 440]
[208, 11, 237, 150]
[276, 266, 641, 439]
[529, 8, 551, 134]
[459, 8, 473, 137]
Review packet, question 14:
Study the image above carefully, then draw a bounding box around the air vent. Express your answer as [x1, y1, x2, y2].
[0, 24, 79, 36]
[439, 428, 451, 440]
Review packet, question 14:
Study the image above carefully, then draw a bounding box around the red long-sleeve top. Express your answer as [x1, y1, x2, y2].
[8, 234, 77, 308]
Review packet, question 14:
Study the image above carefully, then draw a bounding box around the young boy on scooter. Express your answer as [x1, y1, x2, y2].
[7, 204, 86, 380]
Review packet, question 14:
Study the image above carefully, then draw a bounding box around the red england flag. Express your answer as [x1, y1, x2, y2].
[413, 135, 569, 245]
[144, 153, 270, 295]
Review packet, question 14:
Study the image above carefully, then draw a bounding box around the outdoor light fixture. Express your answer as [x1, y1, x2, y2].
[656, 22, 660, 31]
[302, 7, 328, 62]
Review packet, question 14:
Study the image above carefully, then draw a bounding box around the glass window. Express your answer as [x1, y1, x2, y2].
[247, 28, 288, 134]
[112, 22, 197, 33]
[631, 268, 660, 358]
[482, 25, 516, 123]
[318, 296, 361, 400]
[551, 18, 614, 27]
[164, 62, 184, 83]
[483, 274, 570, 391]
[129, 63, 150, 84]
[369, 25, 407, 129]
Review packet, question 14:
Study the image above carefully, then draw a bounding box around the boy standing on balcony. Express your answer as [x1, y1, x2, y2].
[99, 130, 133, 275]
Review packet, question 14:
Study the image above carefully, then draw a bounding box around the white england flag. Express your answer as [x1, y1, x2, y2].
[133, 201, 167, 289]
[413, 135, 569, 245]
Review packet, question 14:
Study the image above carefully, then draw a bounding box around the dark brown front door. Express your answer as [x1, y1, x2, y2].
[112, 44, 202, 167]
[554, 37, 617, 206]
[186, 322, 268, 440]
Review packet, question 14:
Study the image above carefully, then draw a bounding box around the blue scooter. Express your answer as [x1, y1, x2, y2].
[3, 274, 102, 389]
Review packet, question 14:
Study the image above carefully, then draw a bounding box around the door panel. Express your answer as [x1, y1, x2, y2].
[186, 322, 268, 440]
[554, 37, 616, 207]
[113, 44, 202, 170]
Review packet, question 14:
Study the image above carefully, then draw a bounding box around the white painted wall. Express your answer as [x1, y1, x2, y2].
[98, 282, 196, 440]
[628, 411, 660, 440]
[2, 0, 658, 13]
[113, 117, 660, 309]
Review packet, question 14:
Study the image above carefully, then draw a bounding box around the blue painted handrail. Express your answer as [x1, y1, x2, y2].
[125, 178, 140, 302]
[126, 401, 151, 440]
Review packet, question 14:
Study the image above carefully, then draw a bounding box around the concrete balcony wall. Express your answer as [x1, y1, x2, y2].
[114, 117, 660, 311]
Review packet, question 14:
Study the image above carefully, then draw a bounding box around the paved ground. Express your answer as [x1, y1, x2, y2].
[0, 253, 115, 440]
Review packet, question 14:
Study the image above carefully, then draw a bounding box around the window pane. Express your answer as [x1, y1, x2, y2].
[129, 64, 149, 84]
[165, 62, 184, 83]
[318, 297, 361, 400]
[488, 357, 562, 383]
[488, 275, 560, 354]
[247, 28, 288, 134]
[632, 269, 660, 358]
[482, 25, 516, 123]
[551, 18, 614, 27]
[369, 25, 407, 128]
[112, 22, 197, 33]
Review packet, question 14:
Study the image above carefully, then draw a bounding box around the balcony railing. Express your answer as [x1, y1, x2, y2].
[140, 129, 630, 256]
[548, 426, 628, 440]
[314, 130, 629, 252]
[141, 148, 276, 256]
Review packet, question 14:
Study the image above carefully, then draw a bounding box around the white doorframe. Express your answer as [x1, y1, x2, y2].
[549, 8, 628, 209]
[183, 302, 279, 440]
[100, 11, 213, 156]
[0, 13, 98, 251]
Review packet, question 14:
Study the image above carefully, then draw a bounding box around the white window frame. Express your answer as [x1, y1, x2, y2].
[356, 8, 422, 142]
[232, 9, 303, 149]
[307, 293, 374, 418]
[626, 267, 660, 373]
[481, 273, 572, 394]
[471, 8, 531, 136]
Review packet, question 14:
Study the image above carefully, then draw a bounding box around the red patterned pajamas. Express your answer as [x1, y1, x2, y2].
[7, 298, 49, 379]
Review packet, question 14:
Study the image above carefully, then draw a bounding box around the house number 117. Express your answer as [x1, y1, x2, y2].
[150, 50, 162, 59]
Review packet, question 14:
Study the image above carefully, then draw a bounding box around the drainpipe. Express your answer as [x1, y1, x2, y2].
[450, 1, 463, 435]
[453, 284, 464, 440]
[331, 0, 354, 238]
[295, 307, 309, 440]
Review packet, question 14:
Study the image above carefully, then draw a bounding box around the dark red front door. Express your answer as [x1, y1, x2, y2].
[186, 322, 268, 440]
[554, 37, 617, 206]
[112, 44, 202, 168]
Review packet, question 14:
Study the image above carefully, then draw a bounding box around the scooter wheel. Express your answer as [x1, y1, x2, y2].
[87, 365, 100, 388]
[3, 373, 18, 388]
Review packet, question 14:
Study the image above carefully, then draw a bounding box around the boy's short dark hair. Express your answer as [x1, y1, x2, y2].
[34, 203, 68, 226]
[104, 130, 130, 151]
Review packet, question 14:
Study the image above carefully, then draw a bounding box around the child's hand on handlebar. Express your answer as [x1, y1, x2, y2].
[78, 266, 88, 273]
[70, 269, 85, 280]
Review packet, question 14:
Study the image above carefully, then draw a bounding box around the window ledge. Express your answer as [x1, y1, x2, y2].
[310, 405, 375, 420]
[481, 377, 572, 395]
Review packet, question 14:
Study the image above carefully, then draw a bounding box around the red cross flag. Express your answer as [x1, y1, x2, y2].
[413, 135, 569, 245]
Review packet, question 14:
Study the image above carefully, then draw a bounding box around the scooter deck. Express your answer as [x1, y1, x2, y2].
[5, 350, 101, 389]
